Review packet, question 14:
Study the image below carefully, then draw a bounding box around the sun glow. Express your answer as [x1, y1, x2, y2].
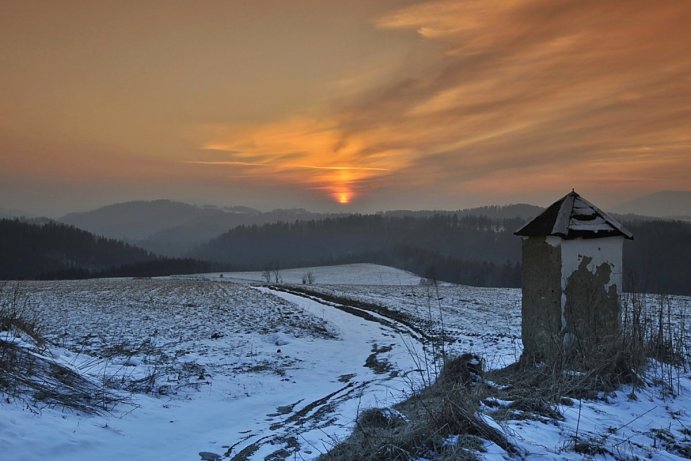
[336, 192, 352, 204]
[195, 117, 407, 205]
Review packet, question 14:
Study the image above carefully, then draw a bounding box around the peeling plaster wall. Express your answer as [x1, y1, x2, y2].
[563, 256, 621, 350]
[521, 236, 562, 360]
[521, 236, 625, 360]
[560, 237, 624, 349]
[560, 237, 624, 298]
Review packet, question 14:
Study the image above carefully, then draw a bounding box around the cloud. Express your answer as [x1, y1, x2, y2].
[195, 0, 691, 205]
[193, 117, 409, 203]
[186, 160, 389, 172]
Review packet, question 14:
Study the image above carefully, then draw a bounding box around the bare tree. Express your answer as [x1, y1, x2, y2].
[302, 271, 315, 285]
[261, 268, 272, 284]
[272, 263, 282, 284]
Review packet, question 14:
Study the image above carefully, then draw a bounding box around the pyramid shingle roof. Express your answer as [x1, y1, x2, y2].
[515, 191, 633, 240]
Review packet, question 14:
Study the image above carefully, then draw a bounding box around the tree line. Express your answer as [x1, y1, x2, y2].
[0, 219, 216, 280]
[194, 214, 691, 295]
[193, 214, 530, 287]
[2, 214, 688, 295]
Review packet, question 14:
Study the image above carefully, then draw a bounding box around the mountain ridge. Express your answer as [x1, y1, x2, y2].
[54, 195, 689, 263]
[57, 200, 546, 256]
[613, 190, 691, 219]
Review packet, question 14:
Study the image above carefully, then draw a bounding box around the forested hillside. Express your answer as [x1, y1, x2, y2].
[623, 220, 691, 295]
[58, 200, 542, 257]
[4, 213, 688, 294]
[0, 219, 214, 280]
[194, 214, 527, 287]
[194, 214, 691, 295]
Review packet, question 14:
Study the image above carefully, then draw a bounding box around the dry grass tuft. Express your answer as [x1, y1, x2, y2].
[320, 355, 515, 461]
[485, 290, 689, 426]
[1, 283, 123, 414]
[0, 284, 44, 347]
[0, 340, 123, 413]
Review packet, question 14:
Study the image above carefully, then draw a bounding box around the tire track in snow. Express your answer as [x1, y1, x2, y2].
[269, 285, 433, 343]
[223, 286, 431, 461]
[226, 381, 370, 461]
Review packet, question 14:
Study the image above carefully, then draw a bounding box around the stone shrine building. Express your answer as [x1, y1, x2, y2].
[514, 190, 633, 361]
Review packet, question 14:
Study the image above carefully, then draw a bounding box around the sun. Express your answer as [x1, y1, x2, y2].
[336, 192, 351, 205]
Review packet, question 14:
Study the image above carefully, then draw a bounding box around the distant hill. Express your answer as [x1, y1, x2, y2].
[613, 191, 691, 220]
[58, 200, 349, 256]
[3, 204, 689, 294]
[139, 208, 345, 257]
[190, 204, 544, 277]
[622, 220, 691, 295]
[381, 204, 543, 221]
[458, 203, 543, 220]
[58, 201, 546, 257]
[59, 200, 256, 241]
[0, 219, 216, 280]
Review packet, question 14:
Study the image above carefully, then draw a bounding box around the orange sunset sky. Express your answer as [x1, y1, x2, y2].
[1, 0, 690, 216]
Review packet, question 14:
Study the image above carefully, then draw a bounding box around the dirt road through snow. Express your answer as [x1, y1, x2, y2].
[225, 287, 432, 460]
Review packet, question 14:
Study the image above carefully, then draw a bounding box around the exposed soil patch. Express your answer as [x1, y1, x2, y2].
[364, 343, 394, 374]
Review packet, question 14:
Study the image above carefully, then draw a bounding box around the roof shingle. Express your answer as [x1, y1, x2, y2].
[515, 191, 633, 240]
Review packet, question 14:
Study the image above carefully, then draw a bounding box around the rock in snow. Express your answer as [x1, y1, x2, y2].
[198, 451, 221, 461]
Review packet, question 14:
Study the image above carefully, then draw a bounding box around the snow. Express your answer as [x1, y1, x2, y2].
[1, 276, 428, 460]
[192, 263, 428, 286]
[567, 196, 622, 234]
[494, 376, 691, 460]
[1, 264, 689, 460]
[570, 199, 615, 232]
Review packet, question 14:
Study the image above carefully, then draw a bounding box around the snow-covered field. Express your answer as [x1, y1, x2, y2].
[193, 263, 429, 286]
[1, 264, 689, 460]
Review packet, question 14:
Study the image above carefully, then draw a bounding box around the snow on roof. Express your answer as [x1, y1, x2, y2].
[515, 190, 633, 240]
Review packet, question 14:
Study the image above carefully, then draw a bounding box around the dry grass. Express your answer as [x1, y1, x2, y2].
[321, 288, 688, 460]
[0, 340, 124, 413]
[320, 355, 516, 461]
[1, 283, 123, 414]
[484, 290, 689, 428]
[0, 284, 44, 346]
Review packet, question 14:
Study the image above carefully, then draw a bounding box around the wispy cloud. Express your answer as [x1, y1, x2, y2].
[187, 160, 389, 172]
[193, 117, 410, 203]
[194, 0, 691, 205]
[186, 160, 271, 167]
